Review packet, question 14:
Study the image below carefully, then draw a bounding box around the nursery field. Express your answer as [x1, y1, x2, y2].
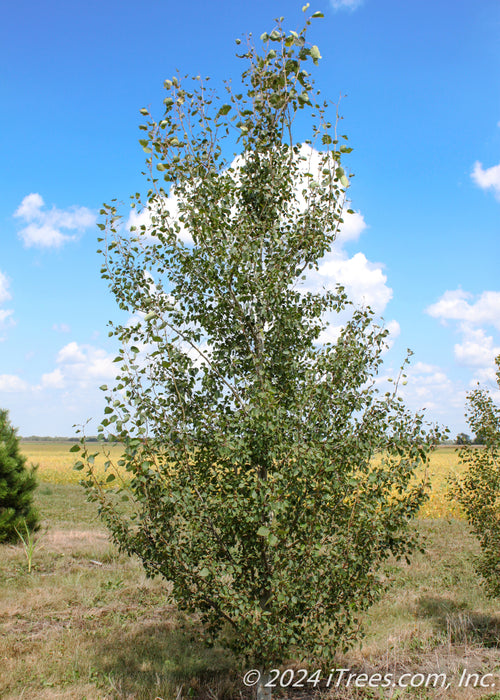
[1, 475, 499, 699]
[21, 441, 466, 519]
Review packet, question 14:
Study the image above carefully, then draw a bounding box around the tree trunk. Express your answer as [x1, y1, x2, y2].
[257, 672, 272, 700]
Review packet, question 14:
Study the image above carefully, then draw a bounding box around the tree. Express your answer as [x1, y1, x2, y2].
[472, 429, 486, 445]
[449, 355, 500, 598]
[0, 408, 39, 543]
[75, 10, 440, 689]
[456, 432, 471, 445]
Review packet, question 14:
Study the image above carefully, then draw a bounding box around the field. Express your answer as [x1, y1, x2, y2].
[20, 441, 465, 518]
[0, 444, 498, 699]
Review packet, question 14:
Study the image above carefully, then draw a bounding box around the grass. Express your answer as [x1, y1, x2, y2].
[0, 445, 497, 699]
[14, 518, 36, 573]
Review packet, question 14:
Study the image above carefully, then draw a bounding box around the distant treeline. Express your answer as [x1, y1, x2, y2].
[20, 436, 103, 442]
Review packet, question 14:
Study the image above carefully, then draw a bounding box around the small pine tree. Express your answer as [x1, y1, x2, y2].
[0, 408, 39, 543]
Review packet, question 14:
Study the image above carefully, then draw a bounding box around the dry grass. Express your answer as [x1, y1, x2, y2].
[1, 484, 236, 700]
[327, 517, 500, 699]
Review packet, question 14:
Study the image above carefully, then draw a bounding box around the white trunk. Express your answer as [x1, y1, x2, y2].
[257, 672, 272, 700]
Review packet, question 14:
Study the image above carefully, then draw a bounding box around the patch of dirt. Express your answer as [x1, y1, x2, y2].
[44, 528, 110, 553]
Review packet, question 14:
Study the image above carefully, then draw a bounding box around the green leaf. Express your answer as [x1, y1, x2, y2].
[69, 444, 80, 453]
[199, 567, 210, 578]
[257, 526, 270, 537]
[260, 32, 269, 42]
[310, 45, 322, 61]
[139, 108, 149, 115]
[311, 11, 324, 18]
[340, 175, 349, 188]
[302, 3, 310, 11]
[217, 104, 231, 117]
[144, 311, 157, 321]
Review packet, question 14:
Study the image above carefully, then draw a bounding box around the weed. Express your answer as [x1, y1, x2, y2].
[13, 518, 37, 573]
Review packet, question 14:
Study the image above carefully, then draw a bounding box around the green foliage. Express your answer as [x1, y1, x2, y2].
[449, 355, 500, 598]
[0, 409, 39, 543]
[78, 12, 441, 669]
[472, 428, 487, 445]
[456, 432, 471, 445]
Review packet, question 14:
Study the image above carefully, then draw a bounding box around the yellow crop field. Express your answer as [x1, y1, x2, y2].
[20, 442, 466, 519]
[20, 441, 125, 485]
[417, 445, 464, 519]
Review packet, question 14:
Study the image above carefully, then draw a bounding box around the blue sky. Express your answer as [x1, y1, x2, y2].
[1, 0, 499, 437]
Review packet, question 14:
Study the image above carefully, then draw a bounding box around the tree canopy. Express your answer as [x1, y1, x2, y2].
[75, 10, 441, 676]
[449, 355, 500, 598]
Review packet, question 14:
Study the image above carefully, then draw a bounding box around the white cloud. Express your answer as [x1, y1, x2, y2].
[52, 323, 71, 333]
[0, 342, 115, 397]
[0, 374, 29, 392]
[18, 223, 73, 248]
[0, 310, 14, 324]
[15, 192, 44, 219]
[383, 319, 400, 351]
[56, 341, 87, 364]
[317, 323, 343, 345]
[127, 190, 193, 244]
[427, 289, 500, 398]
[0, 341, 119, 435]
[330, 0, 364, 9]
[454, 325, 500, 371]
[0, 271, 14, 336]
[471, 161, 500, 200]
[41, 368, 65, 389]
[0, 271, 12, 304]
[55, 341, 116, 386]
[426, 289, 500, 331]
[14, 193, 96, 248]
[337, 209, 367, 245]
[398, 362, 464, 415]
[305, 250, 392, 315]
